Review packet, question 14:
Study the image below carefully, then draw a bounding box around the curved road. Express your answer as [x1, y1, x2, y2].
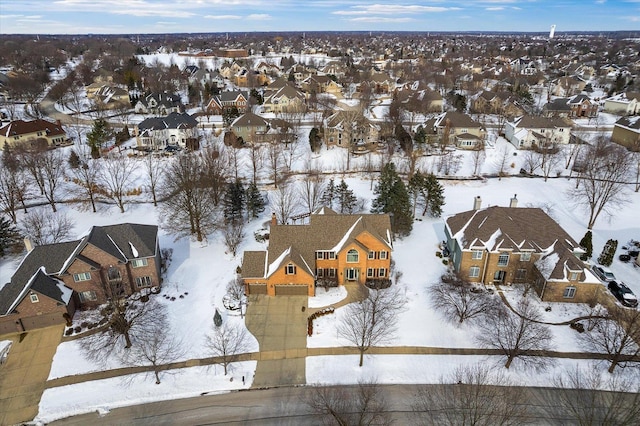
[48, 383, 627, 425]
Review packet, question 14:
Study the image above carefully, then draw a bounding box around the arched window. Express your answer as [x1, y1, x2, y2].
[347, 249, 359, 263]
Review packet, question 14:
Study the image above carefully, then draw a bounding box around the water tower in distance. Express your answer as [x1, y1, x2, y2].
[549, 24, 556, 39]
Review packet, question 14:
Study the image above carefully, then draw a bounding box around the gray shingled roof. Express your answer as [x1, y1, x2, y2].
[138, 112, 197, 132]
[446, 206, 583, 281]
[83, 223, 158, 262]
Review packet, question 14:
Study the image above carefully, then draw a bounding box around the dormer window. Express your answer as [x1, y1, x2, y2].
[285, 264, 296, 275]
[520, 252, 532, 262]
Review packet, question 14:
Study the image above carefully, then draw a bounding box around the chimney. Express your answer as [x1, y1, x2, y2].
[510, 194, 518, 208]
[24, 238, 34, 253]
[473, 196, 482, 210]
[271, 212, 277, 227]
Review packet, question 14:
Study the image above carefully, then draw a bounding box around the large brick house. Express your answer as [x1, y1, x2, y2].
[444, 197, 601, 303]
[0, 223, 161, 334]
[241, 208, 393, 296]
[0, 119, 69, 149]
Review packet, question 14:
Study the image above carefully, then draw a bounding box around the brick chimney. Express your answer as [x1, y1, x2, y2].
[271, 212, 277, 227]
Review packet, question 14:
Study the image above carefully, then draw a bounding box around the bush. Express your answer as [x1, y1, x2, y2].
[74, 326, 81, 333]
[307, 307, 335, 336]
[65, 328, 74, 336]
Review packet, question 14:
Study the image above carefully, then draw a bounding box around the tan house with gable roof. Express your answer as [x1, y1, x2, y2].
[423, 111, 486, 149]
[0, 119, 69, 149]
[241, 207, 393, 296]
[444, 197, 601, 303]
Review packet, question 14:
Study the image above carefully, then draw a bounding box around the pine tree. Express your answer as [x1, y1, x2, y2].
[579, 230, 593, 260]
[425, 173, 445, 218]
[86, 118, 111, 159]
[223, 180, 245, 224]
[0, 215, 22, 257]
[245, 182, 266, 220]
[336, 179, 357, 214]
[372, 162, 413, 236]
[320, 178, 336, 209]
[597, 239, 618, 267]
[68, 150, 81, 169]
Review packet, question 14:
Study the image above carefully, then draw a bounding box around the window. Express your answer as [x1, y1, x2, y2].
[520, 252, 531, 262]
[73, 272, 91, 282]
[380, 251, 388, 260]
[378, 268, 386, 277]
[469, 266, 480, 278]
[563, 286, 576, 299]
[515, 269, 527, 280]
[472, 250, 483, 260]
[316, 268, 324, 277]
[30, 294, 39, 303]
[131, 258, 148, 268]
[328, 268, 336, 278]
[78, 291, 97, 302]
[316, 252, 324, 260]
[328, 252, 336, 260]
[136, 276, 152, 288]
[367, 268, 374, 278]
[497, 253, 510, 266]
[368, 251, 375, 260]
[347, 249, 359, 263]
[569, 271, 579, 281]
[285, 264, 296, 275]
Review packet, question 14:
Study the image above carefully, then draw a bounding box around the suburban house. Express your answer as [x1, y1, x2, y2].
[604, 92, 640, 116]
[396, 84, 444, 114]
[206, 90, 249, 115]
[323, 111, 380, 151]
[423, 111, 486, 150]
[230, 111, 271, 143]
[444, 197, 601, 303]
[543, 95, 598, 119]
[0, 224, 161, 334]
[262, 84, 307, 114]
[188, 68, 225, 90]
[552, 76, 587, 97]
[241, 208, 393, 296]
[472, 91, 524, 117]
[611, 116, 640, 152]
[86, 83, 131, 109]
[504, 115, 572, 149]
[134, 112, 200, 150]
[134, 92, 184, 115]
[302, 75, 342, 96]
[0, 119, 68, 149]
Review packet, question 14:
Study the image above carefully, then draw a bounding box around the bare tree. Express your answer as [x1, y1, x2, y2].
[266, 138, 285, 188]
[223, 220, 244, 257]
[544, 363, 640, 426]
[69, 159, 102, 213]
[337, 286, 406, 367]
[475, 298, 554, 369]
[269, 183, 299, 225]
[124, 307, 185, 385]
[430, 272, 498, 325]
[19, 148, 65, 212]
[303, 379, 392, 426]
[206, 321, 252, 375]
[247, 141, 263, 185]
[0, 157, 30, 223]
[143, 153, 164, 207]
[298, 171, 325, 215]
[569, 138, 632, 229]
[521, 149, 542, 175]
[99, 155, 137, 213]
[20, 208, 74, 245]
[200, 144, 228, 206]
[411, 363, 529, 426]
[537, 144, 562, 182]
[579, 306, 640, 373]
[493, 145, 512, 180]
[160, 154, 221, 242]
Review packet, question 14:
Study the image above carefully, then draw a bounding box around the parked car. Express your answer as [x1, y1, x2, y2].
[592, 265, 616, 282]
[608, 281, 639, 308]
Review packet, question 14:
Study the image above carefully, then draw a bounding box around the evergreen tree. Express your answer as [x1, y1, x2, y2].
[245, 182, 266, 220]
[425, 173, 445, 218]
[223, 180, 245, 223]
[0, 215, 22, 257]
[86, 118, 111, 159]
[372, 162, 413, 236]
[68, 149, 81, 169]
[320, 178, 336, 209]
[597, 239, 618, 267]
[336, 179, 357, 214]
[579, 230, 593, 260]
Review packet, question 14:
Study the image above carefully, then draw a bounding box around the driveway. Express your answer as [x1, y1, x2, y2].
[245, 295, 308, 387]
[0, 325, 64, 425]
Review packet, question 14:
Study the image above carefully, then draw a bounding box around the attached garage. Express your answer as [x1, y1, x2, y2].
[275, 284, 310, 296]
[20, 312, 67, 331]
[248, 283, 268, 295]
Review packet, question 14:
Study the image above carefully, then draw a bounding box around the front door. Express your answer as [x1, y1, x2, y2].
[494, 270, 506, 283]
[346, 268, 359, 281]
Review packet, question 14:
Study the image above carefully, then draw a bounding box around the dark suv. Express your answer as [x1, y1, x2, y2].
[608, 281, 638, 308]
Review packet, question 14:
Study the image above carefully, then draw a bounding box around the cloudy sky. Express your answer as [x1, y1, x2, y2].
[0, 1, 638, 34]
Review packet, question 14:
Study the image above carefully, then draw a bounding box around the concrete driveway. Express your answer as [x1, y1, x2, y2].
[0, 325, 64, 425]
[245, 295, 308, 387]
